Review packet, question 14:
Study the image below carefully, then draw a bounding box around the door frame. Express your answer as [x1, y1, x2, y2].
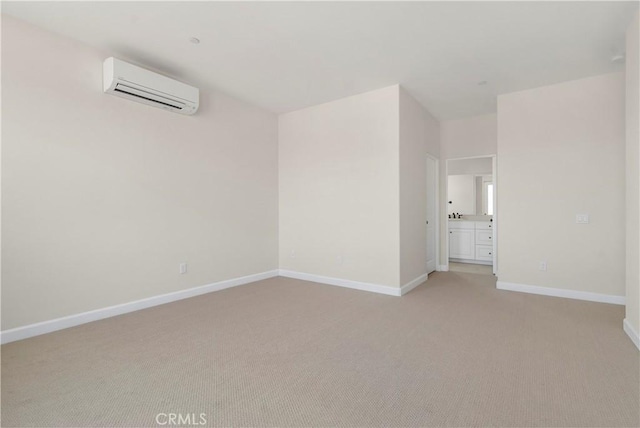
[491, 155, 498, 275]
[426, 154, 440, 274]
[444, 155, 497, 274]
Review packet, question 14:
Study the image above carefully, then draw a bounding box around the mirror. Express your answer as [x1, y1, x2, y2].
[447, 157, 493, 216]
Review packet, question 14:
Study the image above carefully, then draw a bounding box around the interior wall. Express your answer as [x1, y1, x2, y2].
[438, 114, 497, 266]
[447, 157, 492, 175]
[440, 114, 497, 160]
[625, 10, 640, 339]
[279, 86, 401, 287]
[447, 175, 476, 215]
[497, 72, 626, 297]
[1, 16, 279, 330]
[398, 87, 440, 285]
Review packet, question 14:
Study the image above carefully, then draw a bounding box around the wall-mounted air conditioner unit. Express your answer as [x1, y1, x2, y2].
[103, 57, 199, 115]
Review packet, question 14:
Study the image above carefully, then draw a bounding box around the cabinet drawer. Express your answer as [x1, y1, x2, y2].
[476, 221, 493, 230]
[476, 245, 493, 261]
[476, 229, 493, 245]
[449, 221, 475, 230]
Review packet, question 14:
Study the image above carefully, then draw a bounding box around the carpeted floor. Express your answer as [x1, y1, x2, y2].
[449, 262, 493, 275]
[2, 272, 639, 427]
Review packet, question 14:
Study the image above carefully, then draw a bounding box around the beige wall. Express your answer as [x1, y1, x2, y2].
[447, 175, 476, 216]
[279, 85, 440, 288]
[279, 86, 401, 287]
[440, 114, 497, 160]
[399, 87, 440, 285]
[1, 16, 279, 330]
[626, 10, 640, 337]
[448, 157, 492, 175]
[497, 73, 626, 297]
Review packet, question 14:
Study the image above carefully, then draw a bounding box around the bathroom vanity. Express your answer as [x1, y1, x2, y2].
[449, 220, 493, 265]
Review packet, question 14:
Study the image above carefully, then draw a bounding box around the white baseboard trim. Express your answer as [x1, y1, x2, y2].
[278, 269, 404, 296]
[437, 265, 449, 272]
[623, 318, 640, 350]
[0, 270, 279, 345]
[496, 281, 626, 305]
[400, 273, 429, 296]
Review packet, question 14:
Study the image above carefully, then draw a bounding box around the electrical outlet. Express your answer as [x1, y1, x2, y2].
[576, 214, 589, 224]
[539, 261, 547, 271]
[337, 255, 344, 265]
[179, 262, 188, 274]
[289, 250, 296, 259]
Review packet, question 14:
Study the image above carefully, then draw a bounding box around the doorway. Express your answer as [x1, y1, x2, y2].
[445, 155, 497, 275]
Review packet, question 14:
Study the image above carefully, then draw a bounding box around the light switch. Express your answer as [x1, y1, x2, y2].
[576, 214, 589, 224]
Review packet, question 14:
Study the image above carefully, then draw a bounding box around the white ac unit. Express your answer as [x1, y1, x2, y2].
[103, 57, 199, 115]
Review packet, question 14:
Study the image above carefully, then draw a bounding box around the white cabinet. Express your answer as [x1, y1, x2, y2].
[475, 229, 492, 245]
[449, 229, 475, 259]
[475, 228, 493, 262]
[476, 221, 493, 231]
[475, 245, 493, 262]
[449, 220, 493, 265]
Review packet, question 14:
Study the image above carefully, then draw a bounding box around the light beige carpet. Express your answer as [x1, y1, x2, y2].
[2, 273, 639, 427]
[449, 262, 493, 275]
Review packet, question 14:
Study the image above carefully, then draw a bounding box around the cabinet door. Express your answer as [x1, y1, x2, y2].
[450, 229, 475, 259]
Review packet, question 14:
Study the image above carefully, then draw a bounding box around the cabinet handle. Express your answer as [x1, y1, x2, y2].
[489, 253, 492, 255]
[489, 237, 492, 239]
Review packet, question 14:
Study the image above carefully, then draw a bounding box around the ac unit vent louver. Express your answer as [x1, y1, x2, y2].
[103, 58, 199, 115]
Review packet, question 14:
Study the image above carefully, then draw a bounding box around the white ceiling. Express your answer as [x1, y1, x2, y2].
[3, 1, 637, 119]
